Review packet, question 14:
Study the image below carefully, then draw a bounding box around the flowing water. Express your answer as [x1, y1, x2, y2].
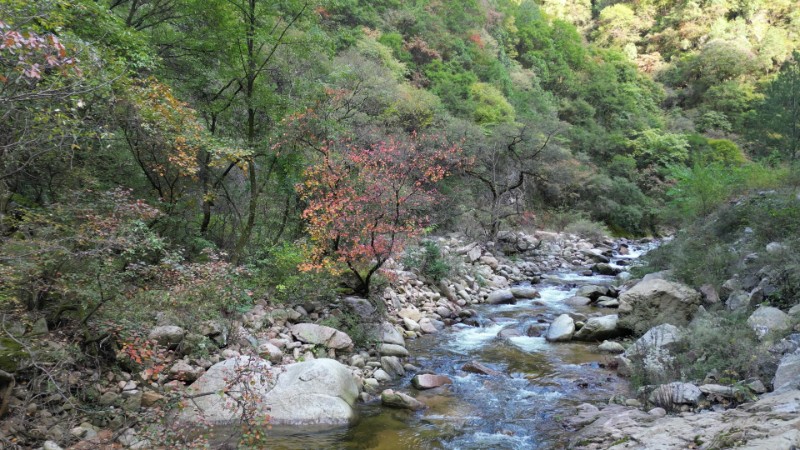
[247, 243, 655, 449]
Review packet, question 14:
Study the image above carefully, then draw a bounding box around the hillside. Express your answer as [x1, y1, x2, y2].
[2, 0, 800, 448]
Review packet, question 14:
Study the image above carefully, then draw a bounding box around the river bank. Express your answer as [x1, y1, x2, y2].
[11, 225, 800, 449]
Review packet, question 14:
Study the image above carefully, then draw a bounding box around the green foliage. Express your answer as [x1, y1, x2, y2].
[749, 52, 800, 162]
[631, 130, 690, 168]
[252, 242, 337, 305]
[564, 218, 611, 242]
[629, 310, 767, 388]
[403, 241, 452, 283]
[469, 82, 515, 125]
[319, 311, 374, 348]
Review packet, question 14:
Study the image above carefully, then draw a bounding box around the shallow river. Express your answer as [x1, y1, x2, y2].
[248, 245, 652, 449]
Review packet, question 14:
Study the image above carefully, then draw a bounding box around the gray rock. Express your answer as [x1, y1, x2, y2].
[766, 242, 787, 253]
[257, 342, 283, 364]
[379, 322, 405, 346]
[180, 357, 358, 428]
[618, 279, 701, 335]
[576, 285, 609, 301]
[467, 246, 482, 262]
[699, 384, 737, 399]
[487, 289, 516, 305]
[648, 382, 702, 408]
[435, 306, 453, 318]
[372, 369, 392, 383]
[699, 284, 720, 305]
[43, 441, 63, 450]
[748, 306, 792, 340]
[497, 328, 523, 339]
[381, 389, 425, 410]
[772, 352, 800, 393]
[624, 323, 683, 381]
[510, 285, 540, 299]
[596, 297, 619, 308]
[593, 263, 621, 276]
[343, 297, 376, 320]
[148, 326, 186, 347]
[169, 360, 204, 382]
[598, 341, 625, 353]
[290, 323, 353, 350]
[582, 249, 610, 263]
[573, 315, 626, 341]
[402, 318, 421, 332]
[398, 307, 422, 322]
[462, 360, 501, 376]
[418, 318, 443, 334]
[564, 296, 592, 306]
[545, 314, 575, 342]
[726, 290, 752, 311]
[378, 343, 409, 357]
[381, 356, 405, 379]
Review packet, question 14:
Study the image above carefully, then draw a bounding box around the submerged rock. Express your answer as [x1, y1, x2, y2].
[462, 360, 502, 376]
[381, 389, 425, 410]
[412, 374, 452, 390]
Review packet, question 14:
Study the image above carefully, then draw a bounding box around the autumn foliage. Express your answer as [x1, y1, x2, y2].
[297, 134, 465, 295]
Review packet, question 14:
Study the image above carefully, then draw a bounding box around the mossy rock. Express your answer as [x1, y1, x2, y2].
[0, 338, 26, 372]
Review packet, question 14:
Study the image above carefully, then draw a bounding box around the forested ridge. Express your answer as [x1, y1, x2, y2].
[2, 0, 800, 447]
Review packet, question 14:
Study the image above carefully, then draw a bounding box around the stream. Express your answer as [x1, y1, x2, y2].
[252, 243, 654, 449]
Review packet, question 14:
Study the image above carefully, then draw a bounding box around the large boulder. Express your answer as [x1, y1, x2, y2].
[487, 289, 516, 305]
[772, 351, 800, 393]
[618, 279, 702, 335]
[624, 324, 683, 382]
[545, 314, 575, 342]
[343, 297, 377, 321]
[573, 315, 626, 341]
[179, 357, 358, 428]
[290, 323, 353, 350]
[748, 306, 792, 340]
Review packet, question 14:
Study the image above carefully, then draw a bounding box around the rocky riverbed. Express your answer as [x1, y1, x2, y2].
[10, 228, 800, 449]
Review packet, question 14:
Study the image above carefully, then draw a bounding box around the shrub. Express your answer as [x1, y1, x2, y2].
[564, 218, 611, 242]
[252, 242, 338, 305]
[628, 310, 769, 392]
[402, 240, 452, 282]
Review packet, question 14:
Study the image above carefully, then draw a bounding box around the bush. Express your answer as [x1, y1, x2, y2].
[403, 240, 452, 282]
[629, 310, 770, 391]
[252, 242, 338, 305]
[564, 218, 611, 242]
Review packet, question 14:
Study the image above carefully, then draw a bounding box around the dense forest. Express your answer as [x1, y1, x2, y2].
[2, 0, 800, 447]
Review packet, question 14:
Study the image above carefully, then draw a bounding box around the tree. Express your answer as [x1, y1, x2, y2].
[297, 134, 464, 296]
[459, 120, 562, 239]
[750, 52, 800, 162]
